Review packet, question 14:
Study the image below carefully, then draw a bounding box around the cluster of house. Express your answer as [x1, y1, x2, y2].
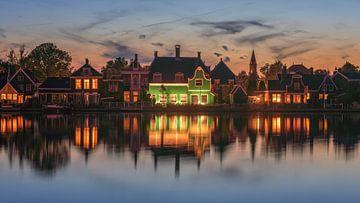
[0, 45, 359, 108]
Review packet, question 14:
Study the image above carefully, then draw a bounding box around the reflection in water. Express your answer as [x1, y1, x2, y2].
[1, 113, 360, 177]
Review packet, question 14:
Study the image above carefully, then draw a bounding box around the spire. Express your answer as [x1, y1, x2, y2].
[250, 49, 257, 65]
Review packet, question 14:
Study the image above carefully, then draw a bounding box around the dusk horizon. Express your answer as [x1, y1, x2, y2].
[1, 0, 360, 72]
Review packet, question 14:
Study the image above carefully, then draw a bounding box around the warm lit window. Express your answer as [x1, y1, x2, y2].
[124, 91, 130, 102]
[293, 95, 302, 104]
[285, 95, 291, 103]
[75, 79, 82, 89]
[1, 94, 5, 100]
[201, 95, 208, 104]
[84, 79, 90, 89]
[191, 95, 199, 105]
[133, 91, 139, 103]
[159, 94, 167, 104]
[92, 79, 98, 89]
[272, 94, 281, 103]
[307, 93, 310, 100]
[319, 94, 328, 100]
[195, 79, 203, 87]
[12, 94, 17, 101]
[175, 72, 184, 82]
[170, 94, 177, 104]
[153, 72, 162, 83]
[180, 94, 187, 104]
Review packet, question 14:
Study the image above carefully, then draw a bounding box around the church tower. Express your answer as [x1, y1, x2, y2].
[247, 50, 258, 95]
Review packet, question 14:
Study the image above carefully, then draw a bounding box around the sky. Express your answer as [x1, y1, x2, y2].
[0, 0, 359, 73]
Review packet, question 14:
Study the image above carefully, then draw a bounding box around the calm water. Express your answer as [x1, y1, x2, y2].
[1, 112, 360, 203]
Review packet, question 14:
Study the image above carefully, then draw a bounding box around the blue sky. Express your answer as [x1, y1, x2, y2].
[0, 0, 359, 72]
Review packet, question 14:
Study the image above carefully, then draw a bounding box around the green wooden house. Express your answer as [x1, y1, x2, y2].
[148, 67, 215, 105]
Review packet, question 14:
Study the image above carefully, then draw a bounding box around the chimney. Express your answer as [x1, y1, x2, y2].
[85, 58, 89, 64]
[282, 65, 287, 76]
[197, 51, 201, 59]
[175, 45, 181, 58]
[154, 51, 158, 58]
[134, 53, 138, 62]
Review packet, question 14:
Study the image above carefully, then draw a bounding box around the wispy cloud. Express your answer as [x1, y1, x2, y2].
[214, 52, 222, 57]
[151, 42, 164, 47]
[191, 20, 273, 37]
[236, 32, 285, 45]
[77, 9, 128, 32]
[0, 28, 6, 38]
[222, 45, 229, 51]
[223, 56, 231, 62]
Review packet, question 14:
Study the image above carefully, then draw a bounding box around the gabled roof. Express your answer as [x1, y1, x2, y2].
[287, 64, 313, 75]
[71, 59, 102, 77]
[39, 77, 70, 90]
[211, 60, 236, 84]
[0, 64, 16, 89]
[9, 67, 38, 84]
[267, 73, 328, 92]
[267, 80, 284, 91]
[334, 71, 360, 81]
[230, 85, 247, 96]
[149, 56, 209, 83]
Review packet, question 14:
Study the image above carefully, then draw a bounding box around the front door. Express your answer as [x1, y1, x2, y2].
[191, 95, 198, 105]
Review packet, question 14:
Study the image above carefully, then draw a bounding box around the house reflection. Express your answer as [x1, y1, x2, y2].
[149, 114, 214, 176]
[0, 115, 31, 136]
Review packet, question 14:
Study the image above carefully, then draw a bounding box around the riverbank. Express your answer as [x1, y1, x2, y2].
[1, 106, 360, 113]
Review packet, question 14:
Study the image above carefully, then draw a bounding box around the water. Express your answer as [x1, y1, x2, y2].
[0, 112, 360, 203]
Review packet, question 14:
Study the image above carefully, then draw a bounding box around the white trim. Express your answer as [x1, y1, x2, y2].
[149, 83, 188, 86]
[9, 68, 36, 84]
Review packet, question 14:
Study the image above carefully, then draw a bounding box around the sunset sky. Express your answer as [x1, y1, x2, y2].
[0, 0, 359, 73]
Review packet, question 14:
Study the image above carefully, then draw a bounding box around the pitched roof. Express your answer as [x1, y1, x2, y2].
[71, 59, 102, 77]
[211, 60, 236, 84]
[149, 56, 209, 83]
[287, 64, 313, 75]
[267, 80, 284, 91]
[342, 72, 360, 80]
[267, 74, 326, 91]
[0, 65, 16, 89]
[39, 77, 70, 90]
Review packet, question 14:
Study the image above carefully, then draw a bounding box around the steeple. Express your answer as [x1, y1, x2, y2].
[250, 49, 257, 66]
[247, 49, 258, 96]
[249, 50, 257, 76]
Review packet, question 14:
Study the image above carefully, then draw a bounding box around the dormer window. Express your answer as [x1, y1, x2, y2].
[153, 72, 162, 83]
[175, 72, 184, 82]
[228, 79, 235, 85]
[83, 68, 90, 76]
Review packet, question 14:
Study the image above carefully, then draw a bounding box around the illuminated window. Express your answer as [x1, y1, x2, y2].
[84, 79, 90, 89]
[201, 95, 208, 104]
[75, 79, 82, 89]
[153, 72, 162, 83]
[285, 95, 291, 103]
[293, 95, 302, 104]
[133, 91, 139, 103]
[159, 94, 167, 104]
[180, 94, 187, 104]
[92, 79, 98, 89]
[307, 93, 310, 100]
[319, 94, 328, 100]
[195, 79, 203, 87]
[1, 94, 5, 100]
[170, 94, 177, 104]
[175, 72, 184, 82]
[191, 95, 199, 105]
[124, 91, 130, 102]
[272, 94, 281, 103]
[12, 94, 17, 101]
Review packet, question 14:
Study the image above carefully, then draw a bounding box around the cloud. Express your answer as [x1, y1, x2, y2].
[269, 40, 317, 60]
[222, 45, 229, 51]
[77, 9, 128, 32]
[138, 34, 146, 39]
[224, 56, 231, 62]
[191, 20, 273, 37]
[99, 40, 133, 59]
[240, 55, 247, 60]
[151, 42, 164, 47]
[214, 52, 222, 57]
[236, 32, 285, 45]
[0, 28, 6, 38]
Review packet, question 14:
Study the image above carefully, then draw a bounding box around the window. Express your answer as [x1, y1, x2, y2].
[133, 91, 139, 103]
[195, 79, 203, 87]
[84, 79, 90, 89]
[153, 73, 162, 83]
[214, 79, 220, 85]
[83, 68, 90, 76]
[124, 91, 130, 102]
[180, 94, 187, 104]
[18, 84, 24, 91]
[285, 95, 291, 103]
[272, 94, 281, 103]
[293, 95, 302, 104]
[228, 79, 235, 85]
[1, 94, 5, 100]
[201, 95, 208, 104]
[18, 75, 24, 81]
[133, 77, 139, 87]
[294, 82, 301, 91]
[191, 95, 199, 105]
[26, 84, 32, 92]
[159, 94, 167, 104]
[170, 94, 177, 104]
[175, 72, 184, 82]
[92, 79, 98, 89]
[75, 79, 82, 89]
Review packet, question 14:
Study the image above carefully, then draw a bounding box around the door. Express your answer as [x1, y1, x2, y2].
[191, 95, 198, 105]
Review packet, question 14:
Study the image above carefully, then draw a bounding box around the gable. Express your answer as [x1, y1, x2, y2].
[9, 68, 36, 85]
[0, 83, 18, 94]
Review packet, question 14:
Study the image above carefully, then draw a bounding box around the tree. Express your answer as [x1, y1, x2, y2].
[237, 71, 249, 89]
[338, 62, 359, 73]
[102, 57, 128, 78]
[6, 45, 28, 69]
[260, 60, 283, 80]
[25, 43, 72, 82]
